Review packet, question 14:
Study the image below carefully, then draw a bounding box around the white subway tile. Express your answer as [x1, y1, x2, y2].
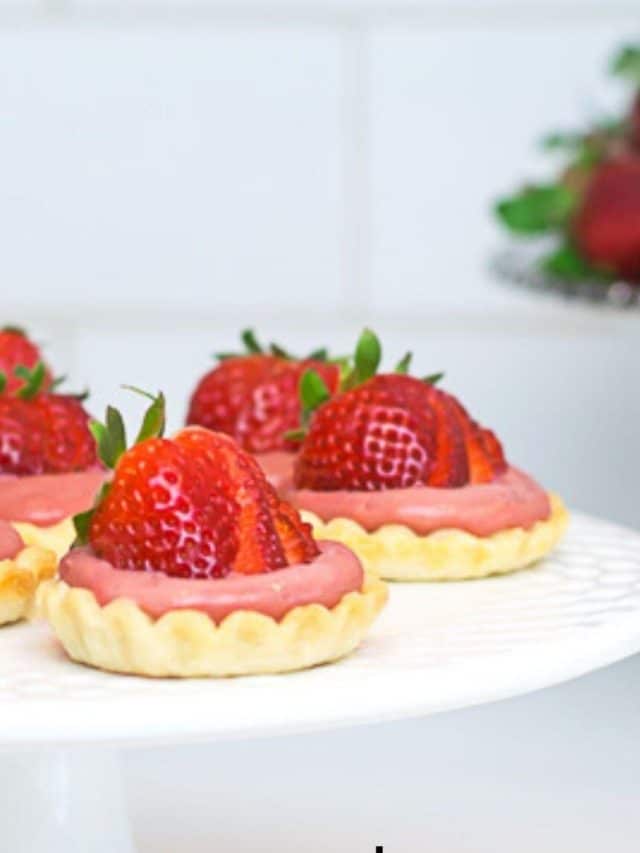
[0, 25, 345, 313]
[369, 23, 637, 313]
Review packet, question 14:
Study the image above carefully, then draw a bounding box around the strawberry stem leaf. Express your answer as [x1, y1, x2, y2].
[241, 329, 263, 354]
[284, 427, 307, 443]
[300, 369, 330, 415]
[307, 347, 328, 361]
[1, 325, 26, 336]
[214, 331, 330, 363]
[269, 342, 292, 359]
[395, 352, 413, 374]
[424, 372, 444, 385]
[120, 387, 166, 445]
[0, 373, 5, 394]
[73, 482, 111, 546]
[135, 392, 166, 445]
[344, 328, 382, 389]
[73, 508, 93, 545]
[107, 406, 128, 458]
[90, 406, 128, 469]
[89, 421, 109, 464]
[14, 361, 46, 399]
[50, 375, 67, 391]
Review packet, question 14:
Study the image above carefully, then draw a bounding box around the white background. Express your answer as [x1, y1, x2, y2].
[2, 0, 640, 849]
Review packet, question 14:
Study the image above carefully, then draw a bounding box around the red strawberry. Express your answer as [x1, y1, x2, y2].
[0, 391, 98, 476]
[187, 330, 340, 453]
[174, 428, 317, 573]
[187, 353, 284, 439]
[0, 327, 52, 395]
[573, 155, 640, 281]
[82, 394, 318, 579]
[293, 331, 506, 491]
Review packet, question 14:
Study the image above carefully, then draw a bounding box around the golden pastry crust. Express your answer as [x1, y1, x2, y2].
[302, 494, 569, 581]
[0, 546, 58, 626]
[11, 518, 76, 561]
[35, 575, 388, 677]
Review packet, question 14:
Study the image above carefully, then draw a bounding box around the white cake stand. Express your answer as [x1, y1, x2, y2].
[2, 511, 640, 852]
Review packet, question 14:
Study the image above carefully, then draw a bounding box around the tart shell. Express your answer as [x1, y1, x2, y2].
[0, 546, 58, 626]
[301, 494, 569, 581]
[35, 574, 388, 677]
[11, 518, 76, 561]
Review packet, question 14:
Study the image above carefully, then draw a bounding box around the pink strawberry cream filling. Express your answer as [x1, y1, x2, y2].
[0, 470, 107, 526]
[0, 522, 23, 560]
[288, 466, 551, 537]
[254, 451, 296, 494]
[59, 541, 364, 622]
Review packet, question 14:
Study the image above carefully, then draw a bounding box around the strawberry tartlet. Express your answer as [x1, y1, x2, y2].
[0, 347, 105, 559]
[186, 329, 340, 494]
[37, 393, 387, 677]
[286, 331, 568, 581]
[0, 521, 56, 626]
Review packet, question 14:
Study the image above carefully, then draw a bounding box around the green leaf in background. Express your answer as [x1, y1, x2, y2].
[540, 243, 613, 282]
[495, 185, 577, 235]
[611, 44, 640, 85]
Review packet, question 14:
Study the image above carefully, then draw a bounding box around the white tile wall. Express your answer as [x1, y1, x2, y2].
[0, 25, 345, 312]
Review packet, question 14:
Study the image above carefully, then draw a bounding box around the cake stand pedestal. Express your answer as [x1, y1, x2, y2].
[1, 512, 640, 852]
[0, 749, 134, 853]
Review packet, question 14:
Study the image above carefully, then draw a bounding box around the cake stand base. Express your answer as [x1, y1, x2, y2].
[0, 747, 135, 853]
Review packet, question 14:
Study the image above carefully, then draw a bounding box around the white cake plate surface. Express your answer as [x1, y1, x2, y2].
[2, 511, 640, 852]
[2, 511, 640, 748]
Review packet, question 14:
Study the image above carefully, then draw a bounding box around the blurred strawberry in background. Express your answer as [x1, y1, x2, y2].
[573, 156, 640, 281]
[495, 43, 640, 284]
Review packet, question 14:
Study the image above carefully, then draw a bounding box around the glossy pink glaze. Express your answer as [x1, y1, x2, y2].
[60, 540, 363, 622]
[0, 470, 107, 526]
[0, 521, 23, 560]
[254, 451, 296, 494]
[288, 466, 551, 537]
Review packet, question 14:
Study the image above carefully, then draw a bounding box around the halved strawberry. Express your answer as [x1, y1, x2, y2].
[293, 330, 506, 491]
[80, 392, 319, 578]
[187, 329, 340, 452]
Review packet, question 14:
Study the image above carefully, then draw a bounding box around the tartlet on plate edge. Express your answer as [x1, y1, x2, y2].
[35, 391, 387, 677]
[35, 572, 387, 678]
[0, 545, 57, 626]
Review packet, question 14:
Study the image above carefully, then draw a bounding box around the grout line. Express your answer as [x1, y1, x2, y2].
[340, 22, 372, 318]
[0, 4, 638, 29]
